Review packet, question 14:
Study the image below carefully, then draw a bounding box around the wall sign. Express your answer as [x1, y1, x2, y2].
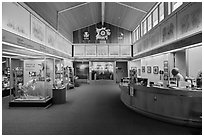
[96, 27, 111, 40]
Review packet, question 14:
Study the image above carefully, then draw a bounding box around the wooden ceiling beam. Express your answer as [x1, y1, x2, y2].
[101, 2, 105, 26]
[58, 2, 89, 14]
[116, 2, 147, 14]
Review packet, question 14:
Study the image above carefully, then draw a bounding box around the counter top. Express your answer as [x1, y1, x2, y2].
[120, 84, 202, 127]
[131, 84, 202, 97]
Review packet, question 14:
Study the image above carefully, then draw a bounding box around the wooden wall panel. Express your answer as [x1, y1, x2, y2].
[73, 22, 131, 44]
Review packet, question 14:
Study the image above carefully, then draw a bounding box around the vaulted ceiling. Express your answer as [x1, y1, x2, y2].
[25, 2, 156, 42]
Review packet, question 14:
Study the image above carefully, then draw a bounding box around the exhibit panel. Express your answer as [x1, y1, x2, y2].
[2, 2, 30, 39]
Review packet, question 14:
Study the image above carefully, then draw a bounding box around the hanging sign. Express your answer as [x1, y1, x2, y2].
[96, 27, 111, 40]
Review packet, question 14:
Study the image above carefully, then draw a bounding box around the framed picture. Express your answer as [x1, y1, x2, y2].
[147, 66, 151, 73]
[153, 66, 159, 74]
[142, 66, 145, 73]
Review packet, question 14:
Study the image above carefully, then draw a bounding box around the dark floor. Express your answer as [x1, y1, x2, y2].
[2, 80, 201, 135]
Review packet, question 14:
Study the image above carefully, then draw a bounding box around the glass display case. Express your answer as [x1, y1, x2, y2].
[9, 57, 53, 107]
[53, 59, 65, 89]
[2, 57, 13, 97]
[68, 67, 74, 88]
[52, 59, 66, 104]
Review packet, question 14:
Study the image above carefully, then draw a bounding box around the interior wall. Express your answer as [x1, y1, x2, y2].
[187, 45, 202, 78]
[116, 61, 128, 83]
[175, 51, 186, 77]
[73, 61, 89, 79]
[73, 22, 131, 44]
[141, 53, 168, 83]
[128, 60, 141, 77]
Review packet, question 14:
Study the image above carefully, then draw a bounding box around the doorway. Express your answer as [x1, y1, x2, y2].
[91, 62, 114, 80]
[116, 61, 128, 83]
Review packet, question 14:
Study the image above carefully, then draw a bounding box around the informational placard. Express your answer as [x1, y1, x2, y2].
[45, 26, 56, 48]
[74, 45, 85, 56]
[97, 45, 108, 56]
[86, 45, 96, 56]
[31, 14, 45, 45]
[24, 60, 44, 84]
[2, 2, 30, 39]
[120, 45, 131, 56]
[109, 45, 119, 56]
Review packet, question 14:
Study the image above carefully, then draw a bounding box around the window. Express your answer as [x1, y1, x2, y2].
[168, 2, 172, 15]
[141, 22, 143, 37]
[142, 20, 147, 35]
[172, 2, 183, 12]
[153, 7, 158, 27]
[147, 15, 152, 31]
[132, 31, 135, 43]
[168, 2, 183, 15]
[138, 26, 140, 39]
[159, 2, 164, 22]
[136, 28, 138, 40]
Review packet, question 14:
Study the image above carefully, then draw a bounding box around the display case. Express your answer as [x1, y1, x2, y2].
[68, 67, 74, 89]
[2, 57, 13, 97]
[9, 58, 53, 107]
[52, 59, 66, 104]
[53, 59, 65, 89]
[13, 67, 23, 97]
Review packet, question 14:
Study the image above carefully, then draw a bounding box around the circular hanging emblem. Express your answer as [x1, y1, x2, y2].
[99, 30, 107, 36]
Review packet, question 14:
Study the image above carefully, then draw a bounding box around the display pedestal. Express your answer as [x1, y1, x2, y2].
[2, 88, 14, 97]
[52, 87, 66, 104]
[9, 97, 52, 108]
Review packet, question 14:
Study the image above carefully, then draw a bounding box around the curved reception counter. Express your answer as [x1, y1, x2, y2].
[120, 84, 202, 127]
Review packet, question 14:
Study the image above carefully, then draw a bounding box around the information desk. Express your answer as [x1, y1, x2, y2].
[119, 84, 202, 127]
